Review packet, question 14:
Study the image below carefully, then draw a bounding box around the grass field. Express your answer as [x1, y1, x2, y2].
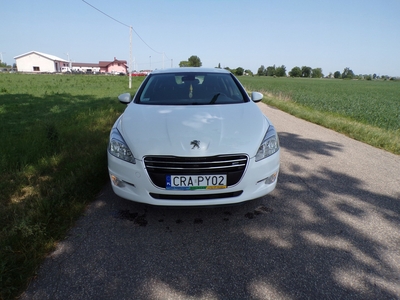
[240, 76, 400, 154]
[0, 73, 399, 299]
[0, 73, 144, 299]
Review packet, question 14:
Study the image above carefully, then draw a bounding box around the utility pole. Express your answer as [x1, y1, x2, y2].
[129, 26, 132, 89]
[66, 53, 72, 69]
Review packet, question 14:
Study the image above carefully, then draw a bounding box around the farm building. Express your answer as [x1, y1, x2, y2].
[72, 57, 128, 74]
[14, 51, 69, 73]
[99, 57, 128, 74]
[14, 51, 128, 74]
[71, 62, 100, 73]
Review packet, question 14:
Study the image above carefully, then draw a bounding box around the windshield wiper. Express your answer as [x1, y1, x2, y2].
[210, 93, 221, 104]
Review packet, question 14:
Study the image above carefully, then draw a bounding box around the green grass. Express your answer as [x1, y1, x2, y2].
[0, 73, 144, 300]
[240, 76, 400, 154]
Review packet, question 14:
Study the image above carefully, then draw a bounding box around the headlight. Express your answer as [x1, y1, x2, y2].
[108, 127, 135, 163]
[255, 125, 279, 161]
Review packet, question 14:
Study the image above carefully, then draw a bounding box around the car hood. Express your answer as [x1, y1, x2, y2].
[118, 102, 270, 159]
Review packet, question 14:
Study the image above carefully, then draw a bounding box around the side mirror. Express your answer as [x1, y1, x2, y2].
[251, 92, 263, 102]
[118, 93, 132, 104]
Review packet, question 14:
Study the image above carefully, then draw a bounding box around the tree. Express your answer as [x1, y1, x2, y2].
[179, 60, 190, 67]
[245, 69, 253, 76]
[301, 66, 312, 78]
[334, 71, 341, 79]
[235, 67, 244, 76]
[0, 61, 9, 68]
[188, 55, 202, 67]
[257, 65, 265, 76]
[179, 55, 202, 67]
[266, 65, 276, 76]
[311, 68, 323, 78]
[275, 65, 286, 77]
[342, 67, 355, 79]
[289, 66, 302, 77]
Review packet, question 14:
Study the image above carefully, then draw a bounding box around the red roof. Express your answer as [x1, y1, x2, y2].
[99, 58, 127, 67]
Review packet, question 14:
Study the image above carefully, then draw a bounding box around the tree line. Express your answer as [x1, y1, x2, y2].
[256, 65, 356, 79]
[235, 64, 392, 80]
[179, 56, 395, 80]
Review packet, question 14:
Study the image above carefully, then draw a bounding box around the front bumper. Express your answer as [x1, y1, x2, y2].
[107, 151, 280, 206]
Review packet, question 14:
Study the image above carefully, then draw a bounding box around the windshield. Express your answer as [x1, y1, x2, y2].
[136, 72, 247, 105]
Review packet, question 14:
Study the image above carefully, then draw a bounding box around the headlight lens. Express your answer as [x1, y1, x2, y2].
[255, 125, 279, 161]
[108, 128, 135, 163]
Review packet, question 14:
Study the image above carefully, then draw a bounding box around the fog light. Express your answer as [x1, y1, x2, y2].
[111, 174, 124, 187]
[265, 172, 277, 184]
[257, 172, 278, 185]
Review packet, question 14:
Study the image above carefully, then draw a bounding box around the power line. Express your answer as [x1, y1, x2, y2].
[82, 0, 165, 56]
[82, 0, 129, 28]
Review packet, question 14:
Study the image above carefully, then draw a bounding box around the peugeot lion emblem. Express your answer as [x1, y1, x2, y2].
[191, 140, 200, 149]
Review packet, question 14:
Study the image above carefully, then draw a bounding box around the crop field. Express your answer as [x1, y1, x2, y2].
[0, 72, 399, 299]
[240, 76, 400, 154]
[240, 76, 399, 131]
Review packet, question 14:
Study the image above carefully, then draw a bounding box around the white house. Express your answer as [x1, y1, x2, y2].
[14, 51, 69, 73]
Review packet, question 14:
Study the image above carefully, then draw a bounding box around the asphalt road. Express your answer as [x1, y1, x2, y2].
[21, 103, 400, 300]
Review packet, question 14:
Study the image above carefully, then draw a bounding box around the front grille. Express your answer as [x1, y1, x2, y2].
[144, 154, 248, 189]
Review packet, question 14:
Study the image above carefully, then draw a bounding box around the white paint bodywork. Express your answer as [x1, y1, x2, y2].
[108, 68, 280, 206]
[120, 102, 267, 157]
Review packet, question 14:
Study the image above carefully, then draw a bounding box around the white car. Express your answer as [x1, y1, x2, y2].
[108, 68, 280, 206]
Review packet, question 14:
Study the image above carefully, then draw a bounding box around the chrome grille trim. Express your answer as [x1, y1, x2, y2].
[145, 163, 246, 171]
[144, 154, 248, 189]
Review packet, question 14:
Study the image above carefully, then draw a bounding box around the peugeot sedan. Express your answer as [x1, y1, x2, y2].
[108, 68, 280, 206]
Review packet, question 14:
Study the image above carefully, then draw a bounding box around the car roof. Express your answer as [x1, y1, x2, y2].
[150, 67, 231, 75]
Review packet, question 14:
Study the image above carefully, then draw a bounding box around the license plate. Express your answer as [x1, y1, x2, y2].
[166, 175, 227, 190]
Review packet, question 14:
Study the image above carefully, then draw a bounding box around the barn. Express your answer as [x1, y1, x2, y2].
[14, 51, 69, 73]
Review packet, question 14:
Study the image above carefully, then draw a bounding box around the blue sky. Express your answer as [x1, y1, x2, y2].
[2, 0, 400, 76]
